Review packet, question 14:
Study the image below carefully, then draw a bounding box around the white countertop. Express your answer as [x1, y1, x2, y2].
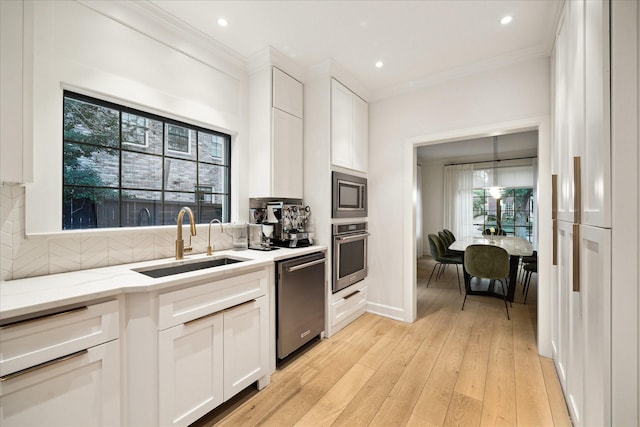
[449, 236, 533, 256]
[0, 245, 326, 321]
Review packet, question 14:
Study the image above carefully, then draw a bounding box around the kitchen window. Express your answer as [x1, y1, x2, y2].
[62, 91, 231, 229]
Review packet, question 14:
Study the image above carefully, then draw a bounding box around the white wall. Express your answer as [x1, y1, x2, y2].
[367, 56, 550, 323]
[1, 1, 251, 280]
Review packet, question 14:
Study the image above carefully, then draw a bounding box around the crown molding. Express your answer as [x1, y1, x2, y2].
[76, 0, 248, 81]
[371, 44, 550, 102]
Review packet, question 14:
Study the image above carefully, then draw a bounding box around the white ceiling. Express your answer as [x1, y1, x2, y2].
[148, 0, 561, 97]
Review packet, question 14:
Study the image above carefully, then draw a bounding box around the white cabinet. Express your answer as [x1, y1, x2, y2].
[578, 225, 611, 426]
[158, 296, 269, 427]
[554, 0, 611, 226]
[551, 1, 613, 426]
[155, 269, 270, 427]
[249, 66, 304, 199]
[158, 311, 224, 426]
[330, 284, 367, 335]
[0, 300, 121, 426]
[273, 67, 303, 118]
[582, 0, 611, 228]
[223, 297, 269, 399]
[272, 108, 303, 199]
[330, 79, 368, 173]
[0, 0, 32, 184]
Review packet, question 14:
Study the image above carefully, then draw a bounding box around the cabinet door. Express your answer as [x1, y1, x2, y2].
[158, 313, 224, 427]
[560, 221, 584, 426]
[0, 0, 26, 183]
[331, 79, 353, 169]
[580, 225, 611, 426]
[351, 94, 368, 173]
[552, 221, 571, 391]
[557, 0, 585, 223]
[272, 108, 303, 198]
[582, 0, 611, 227]
[0, 340, 120, 427]
[223, 297, 268, 400]
[272, 67, 303, 118]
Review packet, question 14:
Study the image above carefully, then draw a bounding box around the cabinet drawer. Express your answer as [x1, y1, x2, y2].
[0, 300, 119, 377]
[158, 269, 268, 330]
[331, 285, 367, 326]
[0, 339, 120, 427]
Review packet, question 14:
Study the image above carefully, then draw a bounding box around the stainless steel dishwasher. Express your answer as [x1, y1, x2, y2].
[276, 252, 326, 359]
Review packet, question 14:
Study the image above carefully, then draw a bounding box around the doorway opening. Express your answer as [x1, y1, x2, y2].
[404, 117, 552, 356]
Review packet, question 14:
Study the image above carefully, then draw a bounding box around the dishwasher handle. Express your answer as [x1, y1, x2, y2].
[286, 258, 325, 273]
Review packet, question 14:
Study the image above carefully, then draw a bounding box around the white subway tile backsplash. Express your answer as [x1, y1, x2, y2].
[0, 185, 238, 281]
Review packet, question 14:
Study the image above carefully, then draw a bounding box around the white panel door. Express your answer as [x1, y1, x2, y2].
[0, 340, 121, 427]
[559, 220, 584, 426]
[331, 79, 353, 169]
[552, 221, 571, 390]
[272, 67, 303, 118]
[582, 0, 611, 228]
[351, 93, 368, 173]
[158, 313, 224, 427]
[272, 108, 303, 198]
[580, 224, 611, 426]
[223, 297, 268, 400]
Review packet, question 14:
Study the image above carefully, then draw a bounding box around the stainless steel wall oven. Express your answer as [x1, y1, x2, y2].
[332, 222, 368, 293]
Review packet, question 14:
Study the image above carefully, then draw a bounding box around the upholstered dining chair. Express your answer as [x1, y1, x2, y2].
[427, 234, 462, 294]
[483, 228, 507, 236]
[462, 244, 511, 319]
[442, 229, 464, 256]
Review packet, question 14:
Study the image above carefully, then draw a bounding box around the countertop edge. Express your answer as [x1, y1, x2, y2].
[0, 246, 327, 322]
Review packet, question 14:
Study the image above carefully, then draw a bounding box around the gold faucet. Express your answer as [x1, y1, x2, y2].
[175, 207, 197, 260]
[207, 219, 223, 255]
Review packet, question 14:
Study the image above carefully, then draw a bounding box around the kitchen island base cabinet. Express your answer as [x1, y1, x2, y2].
[0, 340, 120, 427]
[158, 296, 269, 427]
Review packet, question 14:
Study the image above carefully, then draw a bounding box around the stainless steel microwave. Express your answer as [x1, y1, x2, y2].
[332, 171, 367, 218]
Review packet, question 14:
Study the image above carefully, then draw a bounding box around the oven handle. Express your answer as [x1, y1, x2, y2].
[336, 233, 370, 242]
[286, 258, 326, 273]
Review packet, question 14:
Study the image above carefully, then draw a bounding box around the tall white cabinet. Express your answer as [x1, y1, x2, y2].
[331, 79, 368, 173]
[550, 1, 632, 426]
[304, 67, 369, 338]
[249, 65, 304, 199]
[0, 0, 33, 184]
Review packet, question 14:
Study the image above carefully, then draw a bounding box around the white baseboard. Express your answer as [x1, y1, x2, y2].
[366, 301, 407, 322]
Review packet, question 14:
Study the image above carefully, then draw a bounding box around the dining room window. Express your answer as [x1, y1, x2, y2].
[62, 91, 231, 229]
[472, 187, 534, 241]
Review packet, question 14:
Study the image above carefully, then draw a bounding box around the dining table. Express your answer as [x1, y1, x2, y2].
[449, 235, 534, 302]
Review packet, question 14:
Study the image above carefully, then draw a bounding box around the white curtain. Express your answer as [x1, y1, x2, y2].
[443, 164, 474, 238]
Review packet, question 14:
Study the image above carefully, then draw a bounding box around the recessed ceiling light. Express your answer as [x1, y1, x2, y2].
[375, 61, 384, 68]
[217, 18, 228, 27]
[500, 15, 513, 25]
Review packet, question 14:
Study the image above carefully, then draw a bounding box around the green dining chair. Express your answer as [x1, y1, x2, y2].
[427, 234, 462, 294]
[462, 244, 511, 319]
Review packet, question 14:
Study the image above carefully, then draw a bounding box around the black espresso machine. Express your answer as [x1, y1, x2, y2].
[249, 198, 313, 249]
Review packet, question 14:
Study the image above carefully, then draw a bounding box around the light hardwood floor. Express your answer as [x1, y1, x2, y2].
[194, 256, 571, 427]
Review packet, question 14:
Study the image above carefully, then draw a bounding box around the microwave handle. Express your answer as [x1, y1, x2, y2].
[336, 233, 370, 242]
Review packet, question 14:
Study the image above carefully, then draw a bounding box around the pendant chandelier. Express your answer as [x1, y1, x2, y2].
[488, 135, 502, 199]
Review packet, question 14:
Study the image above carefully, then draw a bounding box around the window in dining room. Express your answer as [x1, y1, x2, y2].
[472, 186, 534, 240]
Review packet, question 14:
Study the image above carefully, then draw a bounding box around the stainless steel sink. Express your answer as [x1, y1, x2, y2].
[133, 257, 248, 278]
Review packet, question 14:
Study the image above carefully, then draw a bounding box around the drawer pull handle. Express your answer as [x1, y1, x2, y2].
[0, 349, 88, 382]
[0, 306, 89, 329]
[184, 300, 256, 326]
[343, 290, 361, 300]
